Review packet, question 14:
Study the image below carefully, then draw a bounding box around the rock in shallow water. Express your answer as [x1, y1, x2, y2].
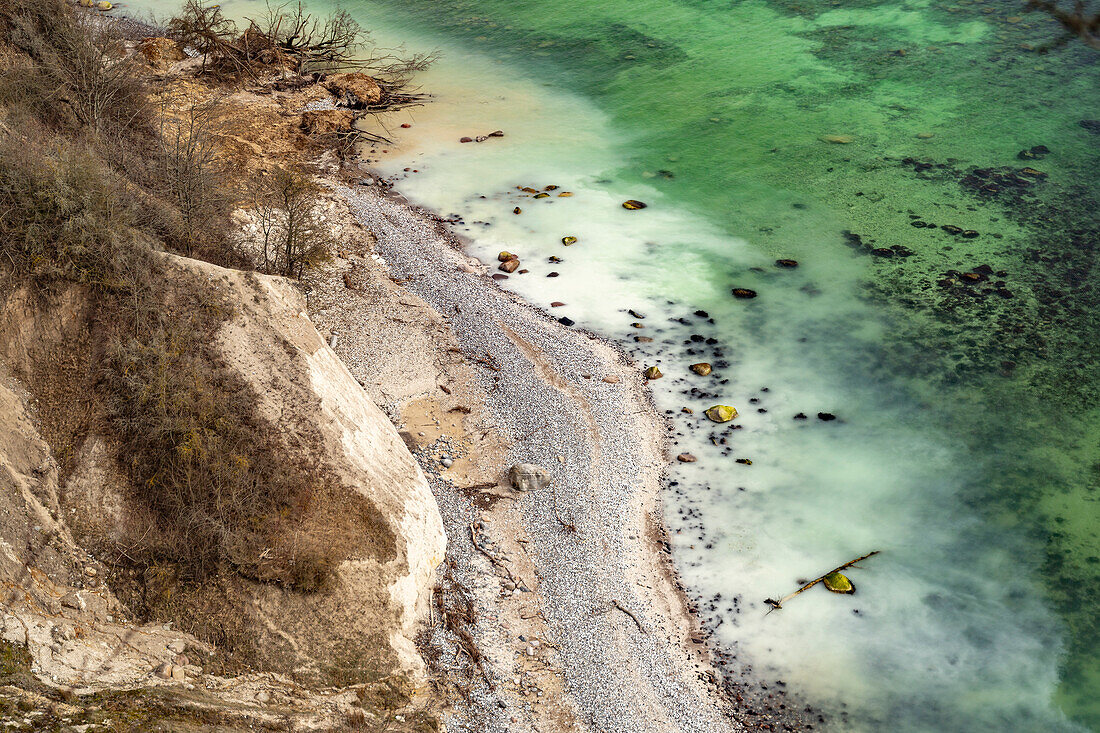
[690, 363, 712, 376]
[622, 200, 648, 210]
[705, 405, 738, 423]
[509, 463, 552, 491]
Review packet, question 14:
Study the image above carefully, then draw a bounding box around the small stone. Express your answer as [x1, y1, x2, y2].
[916, 132, 934, 139]
[154, 663, 173, 679]
[171, 665, 186, 681]
[561, 236, 578, 245]
[690, 363, 712, 376]
[547, 272, 559, 278]
[817, 412, 837, 421]
[492, 273, 508, 280]
[644, 366, 663, 380]
[167, 640, 187, 654]
[460, 137, 473, 143]
[821, 134, 853, 144]
[677, 453, 697, 463]
[558, 316, 574, 326]
[631, 322, 645, 329]
[628, 309, 646, 319]
[622, 200, 647, 210]
[558, 191, 573, 197]
[499, 258, 520, 273]
[550, 301, 565, 307]
[635, 336, 653, 343]
[256, 691, 271, 703]
[602, 376, 620, 384]
[442, 458, 453, 468]
[513, 207, 522, 214]
[84, 566, 97, 577]
[776, 259, 799, 268]
[534, 192, 549, 199]
[509, 464, 552, 492]
[498, 251, 515, 262]
[732, 288, 758, 299]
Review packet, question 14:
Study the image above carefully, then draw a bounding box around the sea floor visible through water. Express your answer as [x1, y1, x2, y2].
[124, 0, 1100, 729]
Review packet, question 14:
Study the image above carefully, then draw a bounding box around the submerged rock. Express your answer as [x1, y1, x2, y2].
[776, 259, 799, 268]
[645, 366, 663, 380]
[821, 134, 853, 144]
[690, 363, 712, 376]
[731, 288, 758, 299]
[509, 463, 552, 492]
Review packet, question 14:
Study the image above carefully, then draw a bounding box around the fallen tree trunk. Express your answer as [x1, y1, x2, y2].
[764, 550, 880, 612]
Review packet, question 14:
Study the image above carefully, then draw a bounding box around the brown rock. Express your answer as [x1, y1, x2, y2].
[551, 301, 565, 307]
[300, 109, 356, 135]
[690, 363, 712, 376]
[644, 366, 663, 380]
[325, 72, 383, 108]
[602, 376, 620, 383]
[677, 453, 697, 463]
[138, 37, 184, 70]
[499, 258, 520, 273]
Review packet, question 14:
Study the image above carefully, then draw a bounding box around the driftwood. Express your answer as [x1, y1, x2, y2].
[610, 599, 647, 633]
[764, 550, 880, 612]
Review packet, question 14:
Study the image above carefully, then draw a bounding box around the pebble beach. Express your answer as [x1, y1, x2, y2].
[312, 183, 807, 732]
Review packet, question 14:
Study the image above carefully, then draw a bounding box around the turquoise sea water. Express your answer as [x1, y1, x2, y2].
[128, 0, 1099, 728]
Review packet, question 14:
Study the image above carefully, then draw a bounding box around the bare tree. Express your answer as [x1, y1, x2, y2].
[167, 0, 250, 76]
[155, 93, 229, 256]
[258, 2, 365, 73]
[252, 167, 332, 278]
[5, 4, 146, 131]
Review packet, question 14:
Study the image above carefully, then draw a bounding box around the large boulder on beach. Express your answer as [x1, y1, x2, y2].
[325, 72, 383, 108]
[509, 463, 551, 492]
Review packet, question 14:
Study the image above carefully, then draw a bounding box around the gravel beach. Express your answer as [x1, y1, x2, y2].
[323, 183, 748, 733]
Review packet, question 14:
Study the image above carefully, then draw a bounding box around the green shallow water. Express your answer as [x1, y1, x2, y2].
[125, 0, 1099, 728]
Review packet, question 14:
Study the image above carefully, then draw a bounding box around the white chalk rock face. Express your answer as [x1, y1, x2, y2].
[171, 255, 446, 676]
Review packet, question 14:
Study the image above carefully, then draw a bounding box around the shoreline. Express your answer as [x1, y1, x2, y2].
[313, 169, 808, 730]
[100, 14, 808, 725]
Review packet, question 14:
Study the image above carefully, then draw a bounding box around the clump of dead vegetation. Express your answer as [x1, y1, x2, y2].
[0, 0, 421, 678]
[167, 0, 435, 103]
